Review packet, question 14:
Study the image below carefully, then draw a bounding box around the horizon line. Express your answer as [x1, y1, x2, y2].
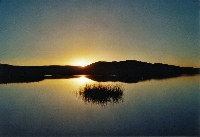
[0, 60, 199, 68]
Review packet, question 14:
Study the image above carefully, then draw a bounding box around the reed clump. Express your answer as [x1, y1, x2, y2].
[79, 83, 124, 105]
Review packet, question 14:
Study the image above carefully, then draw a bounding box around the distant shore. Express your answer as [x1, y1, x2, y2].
[0, 60, 199, 84]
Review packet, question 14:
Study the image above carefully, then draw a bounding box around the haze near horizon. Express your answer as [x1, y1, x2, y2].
[0, 0, 199, 67]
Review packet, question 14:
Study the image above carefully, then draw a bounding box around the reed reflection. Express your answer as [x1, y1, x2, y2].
[78, 83, 124, 106]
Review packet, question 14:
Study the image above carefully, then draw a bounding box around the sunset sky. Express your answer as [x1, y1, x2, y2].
[0, 0, 199, 67]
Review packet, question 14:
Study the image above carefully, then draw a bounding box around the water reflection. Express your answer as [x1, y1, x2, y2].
[1, 74, 199, 84]
[76, 75, 92, 84]
[85, 75, 182, 83]
[78, 83, 124, 106]
[0, 75, 199, 136]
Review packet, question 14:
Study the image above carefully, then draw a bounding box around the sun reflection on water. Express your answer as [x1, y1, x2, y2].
[74, 75, 95, 86]
[76, 75, 89, 83]
[75, 75, 94, 84]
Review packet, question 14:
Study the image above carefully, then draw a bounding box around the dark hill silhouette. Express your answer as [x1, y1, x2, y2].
[0, 60, 199, 84]
[84, 60, 199, 76]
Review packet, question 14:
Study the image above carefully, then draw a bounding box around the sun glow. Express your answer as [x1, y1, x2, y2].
[75, 60, 90, 67]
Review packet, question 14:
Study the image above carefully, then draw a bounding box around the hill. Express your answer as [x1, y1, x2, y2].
[0, 60, 199, 84]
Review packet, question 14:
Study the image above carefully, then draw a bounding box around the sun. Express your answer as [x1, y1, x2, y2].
[75, 60, 90, 67]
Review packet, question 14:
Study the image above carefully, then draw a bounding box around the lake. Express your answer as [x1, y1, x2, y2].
[0, 75, 199, 136]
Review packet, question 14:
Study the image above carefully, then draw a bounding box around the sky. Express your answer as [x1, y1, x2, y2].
[0, 0, 199, 67]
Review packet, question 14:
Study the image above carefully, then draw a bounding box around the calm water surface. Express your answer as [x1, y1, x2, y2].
[0, 75, 199, 136]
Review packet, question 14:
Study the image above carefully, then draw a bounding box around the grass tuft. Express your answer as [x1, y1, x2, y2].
[79, 83, 124, 106]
